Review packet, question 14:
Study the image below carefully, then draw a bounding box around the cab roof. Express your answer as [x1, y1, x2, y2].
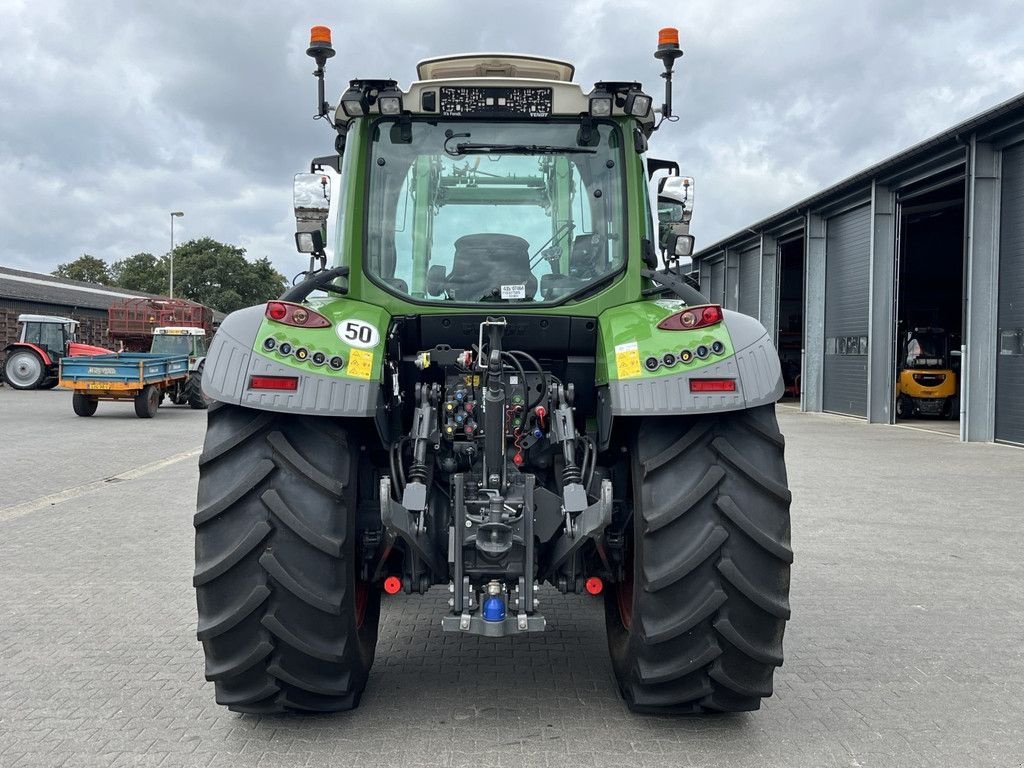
[416, 54, 575, 83]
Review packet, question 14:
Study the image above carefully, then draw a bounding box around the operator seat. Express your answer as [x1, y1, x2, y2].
[435, 234, 536, 301]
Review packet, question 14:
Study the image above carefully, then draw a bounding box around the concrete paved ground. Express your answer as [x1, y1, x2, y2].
[1, 387, 1023, 767]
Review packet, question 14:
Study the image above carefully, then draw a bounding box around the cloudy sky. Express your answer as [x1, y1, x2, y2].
[2, 0, 1022, 278]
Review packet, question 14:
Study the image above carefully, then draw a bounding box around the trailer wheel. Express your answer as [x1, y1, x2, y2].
[187, 367, 208, 410]
[194, 404, 380, 714]
[134, 385, 160, 418]
[72, 392, 98, 417]
[605, 405, 792, 713]
[3, 349, 46, 389]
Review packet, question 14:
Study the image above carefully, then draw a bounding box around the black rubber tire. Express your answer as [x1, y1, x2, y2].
[194, 403, 381, 714]
[944, 395, 958, 420]
[40, 378, 60, 390]
[605, 404, 792, 713]
[134, 385, 159, 418]
[72, 392, 98, 417]
[895, 395, 908, 419]
[3, 349, 46, 389]
[187, 368, 208, 410]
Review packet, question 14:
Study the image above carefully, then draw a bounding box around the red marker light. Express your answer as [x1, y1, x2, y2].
[585, 577, 604, 595]
[513, 452, 524, 466]
[249, 375, 299, 391]
[267, 302, 287, 321]
[383, 576, 402, 595]
[689, 378, 737, 393]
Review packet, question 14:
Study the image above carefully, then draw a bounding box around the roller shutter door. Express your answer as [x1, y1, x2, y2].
[709, 259, 725, 305]
[738, 245, 760, 317]
[699, 260, 712, 298]
[996, 143, 1024, 444]
[822, 204, 871, 416]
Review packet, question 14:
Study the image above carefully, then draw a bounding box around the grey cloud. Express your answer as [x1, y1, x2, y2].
[1, 0, 1021, 276]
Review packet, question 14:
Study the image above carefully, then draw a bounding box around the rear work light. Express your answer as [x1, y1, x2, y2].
[265, 301, 331, 328]
[249, 375, 299, 391]
[657, 304, 724, 331]
[689, 378, 736, 393]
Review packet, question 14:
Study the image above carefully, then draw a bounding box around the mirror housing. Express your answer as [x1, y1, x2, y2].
[294, 173, 331, 256]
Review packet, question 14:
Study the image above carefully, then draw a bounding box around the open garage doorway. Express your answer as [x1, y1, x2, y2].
[776, 234, 805, 403]
[894, 178, 965, 433]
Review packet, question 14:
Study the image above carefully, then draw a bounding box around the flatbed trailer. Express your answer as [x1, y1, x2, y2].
[59, 353, 189, 418]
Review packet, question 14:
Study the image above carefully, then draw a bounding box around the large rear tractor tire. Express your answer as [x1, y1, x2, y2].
[605, 404, 792, 713]
[72, 392, 98, 417]
[186, 367, 208, 410]
[194, 403, 381, 714]
[3, 349, 46, 389]
[134, 385, 159, 418]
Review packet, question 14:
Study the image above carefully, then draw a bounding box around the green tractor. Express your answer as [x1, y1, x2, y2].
[194, 26, 792, 715]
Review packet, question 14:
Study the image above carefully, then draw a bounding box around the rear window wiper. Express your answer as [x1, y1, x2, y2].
[447, 142, 597, 157]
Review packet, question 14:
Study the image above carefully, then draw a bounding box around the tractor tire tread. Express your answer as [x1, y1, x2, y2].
[606, 405, 791, 714]
[194, 405, 380, 714]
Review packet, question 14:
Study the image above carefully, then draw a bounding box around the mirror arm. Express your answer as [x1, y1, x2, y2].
[279, 266, 350, 302]
[311, 155, 341, 173]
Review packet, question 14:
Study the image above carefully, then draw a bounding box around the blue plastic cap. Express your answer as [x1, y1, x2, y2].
[482, 595, 506, 622]
[533, 428, 543, 439]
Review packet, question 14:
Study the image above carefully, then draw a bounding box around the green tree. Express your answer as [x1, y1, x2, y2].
[161, 237, 287, 313]
[109, 252, 167, 294]
[52, 254, 111, 284]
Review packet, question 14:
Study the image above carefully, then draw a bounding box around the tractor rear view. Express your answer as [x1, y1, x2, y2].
[193, 27, 792, 715]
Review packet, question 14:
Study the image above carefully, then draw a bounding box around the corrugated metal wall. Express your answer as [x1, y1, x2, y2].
[822, 204, 871, 416]
[995, 143, 1024, 444]
[699, 261, 712, 298]
[738, 245, 760, 318]
[709, 260, 725, 305]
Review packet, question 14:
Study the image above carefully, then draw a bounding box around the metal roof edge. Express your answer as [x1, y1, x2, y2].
[695, 89, 1024, 259]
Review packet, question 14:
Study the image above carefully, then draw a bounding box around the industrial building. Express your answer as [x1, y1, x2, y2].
[0, 266, 222, 349]
[693, 92, 1024, 446]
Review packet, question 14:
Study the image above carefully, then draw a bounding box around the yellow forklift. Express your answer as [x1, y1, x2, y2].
[895, 327, 959, 418]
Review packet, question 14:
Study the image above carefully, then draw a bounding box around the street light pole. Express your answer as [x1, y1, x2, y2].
[169, 211, 184, 298]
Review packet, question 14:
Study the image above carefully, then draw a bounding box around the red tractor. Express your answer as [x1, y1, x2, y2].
[2, 315, 111, 390]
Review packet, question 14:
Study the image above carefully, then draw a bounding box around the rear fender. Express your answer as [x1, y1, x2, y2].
[201, 302, 386, 417]
[3, 342, 52, 367]
[596, 305, 783, 437]
[68, 342, 113, 357]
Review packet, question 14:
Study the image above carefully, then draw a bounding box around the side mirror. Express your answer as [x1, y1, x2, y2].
[657, 175, 694, 224]
[294, 172, 331, 255]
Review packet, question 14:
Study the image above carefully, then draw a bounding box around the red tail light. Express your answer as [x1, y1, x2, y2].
[249, 375, 299, 391]
[657, 304, 724, 331]
[265, 301, 331, 328]
[383, 576, 403, 595]
[689, 378, 736, 393]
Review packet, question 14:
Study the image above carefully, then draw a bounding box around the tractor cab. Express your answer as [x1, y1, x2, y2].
[151, 327, 208, 368]
[18, 314, 78, 360]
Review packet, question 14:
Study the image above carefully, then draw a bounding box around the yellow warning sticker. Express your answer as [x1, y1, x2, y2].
[347, 349, 374, 380]
[615, 341, 642, 379]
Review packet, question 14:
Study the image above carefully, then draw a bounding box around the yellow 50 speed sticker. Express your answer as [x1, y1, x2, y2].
[347, 348, 374, 380]
[615, 341, 642, 379]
